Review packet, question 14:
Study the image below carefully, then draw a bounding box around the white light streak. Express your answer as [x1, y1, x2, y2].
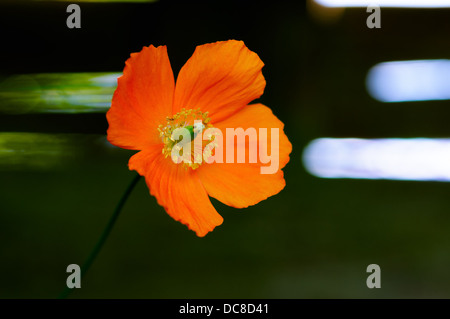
[366, 60, 450, 102]
[315, 0, 450, 8]
[303, 138, 450, 181]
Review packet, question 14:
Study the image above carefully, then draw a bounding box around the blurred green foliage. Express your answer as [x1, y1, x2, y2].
[0, 73, 121, 114]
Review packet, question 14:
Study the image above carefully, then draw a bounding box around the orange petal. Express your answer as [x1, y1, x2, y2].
[107, 45, 175, 150]
[215, 103, 291, 169]
[129, 145, 224, 237]
[196, 103, 292, 208]
[173, 40, 265, 123]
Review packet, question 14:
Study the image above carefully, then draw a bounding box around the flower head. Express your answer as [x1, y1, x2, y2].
[107, 40, 292, 236]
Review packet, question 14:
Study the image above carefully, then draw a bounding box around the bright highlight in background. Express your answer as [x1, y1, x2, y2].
[366, 60, 450, 102]
[315, 0, 450, 7]
[303, 138, 450, 182]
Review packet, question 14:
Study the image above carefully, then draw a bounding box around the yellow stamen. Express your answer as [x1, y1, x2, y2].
[159, 108, 214, 169]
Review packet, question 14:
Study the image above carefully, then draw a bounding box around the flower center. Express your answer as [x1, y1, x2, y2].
[158, 108, 214, 170]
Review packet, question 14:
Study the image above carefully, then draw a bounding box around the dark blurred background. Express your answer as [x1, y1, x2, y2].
[1, 0, 450, 298]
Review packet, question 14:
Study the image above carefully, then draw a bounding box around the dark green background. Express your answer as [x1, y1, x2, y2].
[1, 0, 450, 298]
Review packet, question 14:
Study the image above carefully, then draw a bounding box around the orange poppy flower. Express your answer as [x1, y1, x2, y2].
[106, 40, 292, 237]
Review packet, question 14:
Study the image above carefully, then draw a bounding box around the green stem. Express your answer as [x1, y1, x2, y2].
[59, 173, 141, 299]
